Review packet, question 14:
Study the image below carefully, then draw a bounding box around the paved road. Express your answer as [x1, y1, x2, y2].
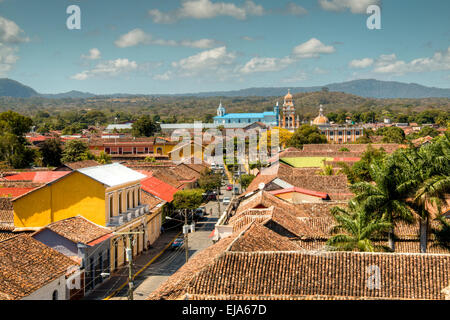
[110, 184, 232, 300]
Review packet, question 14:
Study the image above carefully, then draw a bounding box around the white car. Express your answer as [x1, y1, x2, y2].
[222, 197, 231, 205]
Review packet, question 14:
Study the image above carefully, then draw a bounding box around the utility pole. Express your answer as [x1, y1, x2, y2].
[183, 209, 189, 263]
[126, 235, 133, 301]
[114, 231, 143, 301]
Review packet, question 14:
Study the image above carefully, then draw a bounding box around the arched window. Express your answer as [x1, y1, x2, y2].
[52, 290, 58, 300]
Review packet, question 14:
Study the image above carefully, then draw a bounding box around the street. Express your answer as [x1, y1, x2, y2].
[108, 183, 232, 300]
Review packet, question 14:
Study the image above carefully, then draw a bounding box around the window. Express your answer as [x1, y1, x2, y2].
[347, 131, 351, 136]
[329, 131, 334, 135]
[109, 195, 114, 218]
[356, 130, 360, 135]
[132, 190, 136, 208]
[52, 290, 58, 300]
[338, 131, 343, 136]
[138, 189, 141, 205]
[118, 193, 122, 214]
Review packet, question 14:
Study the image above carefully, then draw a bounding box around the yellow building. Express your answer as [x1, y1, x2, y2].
[12, 163, 162, 271]
[312, 105, 364, 144]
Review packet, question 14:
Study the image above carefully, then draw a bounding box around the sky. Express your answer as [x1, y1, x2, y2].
[0, 0, 449, 94]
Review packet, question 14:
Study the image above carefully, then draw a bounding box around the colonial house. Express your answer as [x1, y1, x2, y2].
[10, 163, 160, 271]
[0, 234, 80, 300]
[32, 216, 113, 297]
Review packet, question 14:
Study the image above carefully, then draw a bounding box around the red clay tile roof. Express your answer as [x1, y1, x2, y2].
[269, 187, 329, 200]
[63, 160, 100, 170]
[185, 251, 450, 300]
[0, 234, 78, 300]
[228, 222, 301, 252]
[141, 190, 165, 210]
[4, 171, 70, 183]
[42, 216, 112, 245]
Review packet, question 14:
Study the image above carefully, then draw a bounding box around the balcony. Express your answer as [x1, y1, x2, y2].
[107, 204, 150, 227]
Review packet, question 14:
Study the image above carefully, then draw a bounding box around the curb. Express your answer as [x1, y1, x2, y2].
[103, 232, 182, 300]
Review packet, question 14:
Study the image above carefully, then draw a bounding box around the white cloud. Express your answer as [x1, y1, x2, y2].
[285, 2, 308, 16]
[292, 38, 335, 58]
[114, 29, 151, 47]
[115, 28, 218, 49]
[71, 58, 138, 80]
[349, 57, 374, 68]
[172, 46, 236, 74]
[0, 16, 29, 43]
[240, 56, 294, 74]
[241, 36, 255, 41]
[318, 0, 380, 14]
[0, 44, 18, 76]
[148, 0, 264, 23]
[153, 71, 173, 81]
[238, 38, 335, 75]
[81, 48, 101, 60]
[373, 48, 450, 75]
[281, 71, 308, 83]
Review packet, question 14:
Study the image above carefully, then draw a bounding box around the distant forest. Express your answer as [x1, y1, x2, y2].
[0, 91, 448, 134]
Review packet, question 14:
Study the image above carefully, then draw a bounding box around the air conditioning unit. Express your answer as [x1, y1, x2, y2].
[144, 205, 149, 213]
[108, 215, 123, 226]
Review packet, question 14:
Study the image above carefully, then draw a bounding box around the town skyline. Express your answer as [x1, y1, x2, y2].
[0, 0, 449, 94]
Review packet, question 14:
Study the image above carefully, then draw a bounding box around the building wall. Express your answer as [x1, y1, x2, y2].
[318, 127, 364, 144]
[109, 209, 161, 271]
[105, 182, 141, 220]
[13, 172, 106, 229]
[22, 275, 68, 300]
[32, 229, 78, 257]
[275, 192, 323, 204]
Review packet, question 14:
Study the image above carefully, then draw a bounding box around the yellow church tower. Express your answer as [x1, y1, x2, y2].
[279, 89, 300, 130]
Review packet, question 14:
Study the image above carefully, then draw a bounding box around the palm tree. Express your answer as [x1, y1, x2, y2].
[327, 201, 392, 252]
[397, 134, 450, 252]
[350, 157, 414, 251]
[431, 215, 450, 251]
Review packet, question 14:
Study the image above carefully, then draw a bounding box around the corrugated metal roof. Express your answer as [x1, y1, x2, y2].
[77, 163, 146, 187]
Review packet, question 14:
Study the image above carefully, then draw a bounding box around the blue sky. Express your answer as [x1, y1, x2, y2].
[0, 0, 449, 94]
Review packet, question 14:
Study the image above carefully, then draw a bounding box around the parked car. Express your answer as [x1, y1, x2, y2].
[204, 191, 217, 201]
[226, 185, 233, 191]
[171, 237, 184, 250]
[194, 207, 206, 220]
[222, 197, 231, 205]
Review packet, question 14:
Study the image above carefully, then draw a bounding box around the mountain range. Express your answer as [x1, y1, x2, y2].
[0, 78, 449, 99]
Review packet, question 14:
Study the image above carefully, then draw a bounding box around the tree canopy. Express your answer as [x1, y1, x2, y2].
[286, 124, 327, 149]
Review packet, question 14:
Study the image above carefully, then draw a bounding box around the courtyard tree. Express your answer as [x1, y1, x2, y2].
[287, 124, 327, 149]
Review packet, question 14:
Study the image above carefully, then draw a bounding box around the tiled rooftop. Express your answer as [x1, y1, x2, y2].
[41, 216, 112, 245]
[0, 234, 78, 300]
[185, 251, 450, 300]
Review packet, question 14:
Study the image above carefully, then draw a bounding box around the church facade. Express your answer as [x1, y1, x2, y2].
[213, 90, 300, 130]
[213, 101, 279, 126]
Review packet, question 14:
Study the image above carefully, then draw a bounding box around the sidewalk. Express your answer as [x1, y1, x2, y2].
[83, 229, 180, 300]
